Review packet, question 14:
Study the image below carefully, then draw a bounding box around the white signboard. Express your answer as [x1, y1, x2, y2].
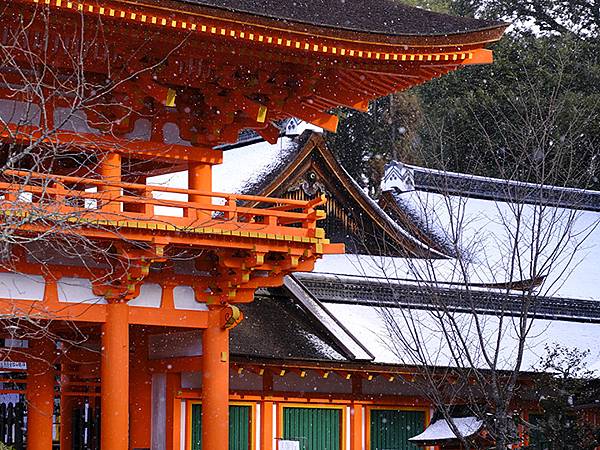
[277, 440, 300, 450]
[0, 361, 26, 370]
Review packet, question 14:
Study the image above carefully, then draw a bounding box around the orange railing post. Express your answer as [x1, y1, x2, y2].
[188, 162, 212, 221]
[98, 152, 122, 214]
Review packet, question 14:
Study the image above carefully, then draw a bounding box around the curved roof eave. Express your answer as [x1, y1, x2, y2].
[149, 0, 508, 47]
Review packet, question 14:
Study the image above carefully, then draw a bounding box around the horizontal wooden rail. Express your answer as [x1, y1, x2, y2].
[0, 169, 328, 242]
[4, 169, 319, 207]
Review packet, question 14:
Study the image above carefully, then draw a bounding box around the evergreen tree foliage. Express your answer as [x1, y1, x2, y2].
[325, 0, 600, 195]
[525, 345, 600, 450]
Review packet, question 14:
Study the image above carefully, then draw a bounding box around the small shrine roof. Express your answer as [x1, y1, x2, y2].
[408, 416, 482, 443]
[176, 0, 505, 38]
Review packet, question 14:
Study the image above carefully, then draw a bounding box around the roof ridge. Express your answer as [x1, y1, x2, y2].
[384, 161, 600, 212]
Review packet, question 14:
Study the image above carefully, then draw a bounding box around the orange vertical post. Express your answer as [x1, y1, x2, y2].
[99, 152, 122, 213]
[60, 364, 73, 450]
[350, 403, 363, 450]
[166, 372, 182, 450]
[60, 394, 73, 450]
[202, 306, 230, 450]
[260, 400, 274, 450]
[27, 339, 56, 450]
[130, 330, 152, 449]
[101, 301, 130, 450]
[188, 162, 211, 220]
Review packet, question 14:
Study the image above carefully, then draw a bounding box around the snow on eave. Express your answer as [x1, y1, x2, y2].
[336, 159, 449, 259]
[408, 164, 600, 213]
[284, 275, 374, 361]
[409, 417, 483, 442]
[295, 270, 525, 296]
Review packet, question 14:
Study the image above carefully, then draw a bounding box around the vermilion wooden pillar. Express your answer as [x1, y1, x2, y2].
[202, 307, 230, 450]
[260, 400, 274, 450]
[99, 152, 122, 213]
[101, 302, 129, 450]
[350, 403, 363, 450]
[130, 330, 152, 449]
[188, 162, 212, 220]
[166, 372, 182, 450]
[27, 339, 56, 450]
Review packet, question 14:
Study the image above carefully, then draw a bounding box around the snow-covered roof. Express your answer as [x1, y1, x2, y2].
[213, 122, 321, 194]
[311, 253, 518, 287]
[393, 189, 600, 300]
[408, 417, 482, 442]
[409, 164, 600, 213]
[380, 160, 600, 301]
[321, 302, 600, 372]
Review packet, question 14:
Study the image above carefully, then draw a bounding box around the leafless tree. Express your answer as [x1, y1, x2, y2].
[354, 47, 600, 449]
[0, 4, 191, 355]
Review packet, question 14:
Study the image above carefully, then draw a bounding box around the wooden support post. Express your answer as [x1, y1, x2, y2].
[188, 162, 211, 220]
[101, 302, 129, 450]
[60, 365, 74, 450]
[27, 339, 56, 450]
[260, 400, 274, 450]
[99, 152, 122, 213]
[350, 403, 363, 450]
[130, 330, 152, 450]
[166, 372, 182, 450]
[60, 394, 73, 450]
[201, 307, 230, 450]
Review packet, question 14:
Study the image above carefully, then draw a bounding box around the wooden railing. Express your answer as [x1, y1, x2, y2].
[0, 170, 326, 240]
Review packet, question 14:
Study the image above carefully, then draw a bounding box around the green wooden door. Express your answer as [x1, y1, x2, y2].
[190, 404, 251, 450]
[370, 409, 425, 450]
[283, 407, 341, 450]
[528, 414, 549, 449]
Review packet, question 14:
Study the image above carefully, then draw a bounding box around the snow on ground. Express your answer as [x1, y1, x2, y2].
[323, 302, 600, 372]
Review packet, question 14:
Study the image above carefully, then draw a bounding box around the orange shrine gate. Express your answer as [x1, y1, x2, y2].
[0, 0, 505, 449]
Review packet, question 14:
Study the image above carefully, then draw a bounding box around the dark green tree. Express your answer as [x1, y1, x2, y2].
[525, 345, 600, 450]
[325, 0, 600, 195]
[417, 32, 600, 189]
[325, 93, 424, 197]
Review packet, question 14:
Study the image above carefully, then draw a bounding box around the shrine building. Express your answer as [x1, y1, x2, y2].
[0, 1, 516, 450]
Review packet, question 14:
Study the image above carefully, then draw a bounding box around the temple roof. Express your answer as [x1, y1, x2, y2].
[175, 0, 506, 38]
[213, 130, 447, 257]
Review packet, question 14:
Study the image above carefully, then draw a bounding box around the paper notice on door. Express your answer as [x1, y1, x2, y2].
[277, 440, 300, 450]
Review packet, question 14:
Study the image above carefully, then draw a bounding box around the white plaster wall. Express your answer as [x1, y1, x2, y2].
[163, 122, 191, 146]
[173, 286, 208, 311]
[0, 272, 45, 300]
[57, 277, 106, 304]
[181, 371, 201, 390]
[129, 283, 162, 308]
[272, 371, 352, 394]
[230, 370, 263, 391]
[181, 370, 264, 390]
[0, 99, 40, 126]
[125, 118, 152, 141]
[361, 377, 422, 396]
[53, 107, 100, 134]
[151, 373, 167, 450]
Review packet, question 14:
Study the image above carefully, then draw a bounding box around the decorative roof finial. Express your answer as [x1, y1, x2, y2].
[381, 161, 414, 193]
